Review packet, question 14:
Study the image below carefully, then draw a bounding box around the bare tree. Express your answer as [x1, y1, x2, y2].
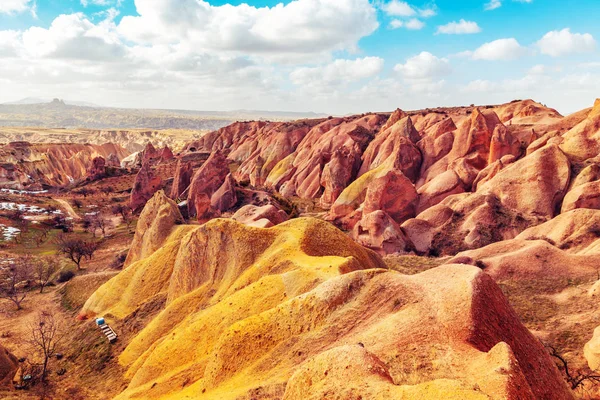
[33, 257, 59, 293]
[26, 311, 65, 383]
[546, 343, 600, 392]
[34, 226, 51, 248]
[111, 204, 133, 230]
[0, 257, 33, 310]
[84, 212, 112, 238]
[54, 234, 99, 270]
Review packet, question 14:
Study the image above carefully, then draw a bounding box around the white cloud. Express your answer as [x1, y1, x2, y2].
[484, 0, 502, 10]
[389, 19, 404, 29]
[436, 19, 481, 35]
[382, 0, 416, 16]
[394, 52, 451, 81]
[471, 38, 528, 60]
[381, 0, 436, 20]
[405, 18, 425, 30]
[290, 57, 384, 90]
[537, 28, 596, 57]
[0, 0, 32, 14]
[118, 0, 378, 60]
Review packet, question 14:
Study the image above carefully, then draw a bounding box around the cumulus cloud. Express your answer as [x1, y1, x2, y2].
[290, 57, 384, 91]
[537, 28, 596, 57]
[470, 38, 528, 60]
[0, 0, 33, 14]
[436, 20, 481, 35]
[118, 0, 379, 59]
[394, 52, 451, 81]
[382, 0, 416, 16]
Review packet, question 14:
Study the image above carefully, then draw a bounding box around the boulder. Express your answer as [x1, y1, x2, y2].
[231, 204, 288, 227]
[585, 327, 600, 370]
[352, 210, 410, 255]
[130, 163, 163, 212]
[362, 168, 418, 223]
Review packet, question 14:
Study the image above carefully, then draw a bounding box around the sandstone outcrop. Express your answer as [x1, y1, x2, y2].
[210, 173, 238, 214]
[169, 160, 193, 200]
[584, 326, 600, 370]
[352, 210, 410, 255]
[231, 204, 288, 228]
[560, 99, 600, 161]
[129, 163, 163, 212]
[187, 151, 229, 220]
[87, 156, 106, 181]
[0, 142, 129, 189]
[79, 215, 572, 399]
[124, 190, 184, 268]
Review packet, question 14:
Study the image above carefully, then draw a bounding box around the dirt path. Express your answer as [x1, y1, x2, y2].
[55, 199, 81, 220]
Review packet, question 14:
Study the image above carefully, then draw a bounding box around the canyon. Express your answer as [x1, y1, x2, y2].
[1, 99, 600, 399]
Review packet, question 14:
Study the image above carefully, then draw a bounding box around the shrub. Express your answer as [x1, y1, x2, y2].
[56, 270, 75, 283]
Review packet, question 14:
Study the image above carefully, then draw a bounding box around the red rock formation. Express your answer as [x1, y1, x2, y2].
[268, 115, 386, 200]
[319, 146, 362, 208]
[160, 146, 174, 162]
[87, 156, 106, 181]
[0, 142, 129, 188]
[106, 153, 121, 167]
[130, 163, 163, 212]
[352, 210, 410, 255]
[211, 173, 238, 213]
[141, 142, 159, 166]
[231, 204, 289, 228]
[187, 151, 229, 220]
[362, 169, 417, 223]
[359, 116, 422, 182]
[169, 160, 193, 200]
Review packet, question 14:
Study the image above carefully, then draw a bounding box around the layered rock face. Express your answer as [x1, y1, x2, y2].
[80, 194, 572, 400]
[0, 141, 129, 189]
[172, 99, 589, 255]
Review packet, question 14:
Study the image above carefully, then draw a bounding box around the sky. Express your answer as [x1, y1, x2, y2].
[0, 0, 598, 115]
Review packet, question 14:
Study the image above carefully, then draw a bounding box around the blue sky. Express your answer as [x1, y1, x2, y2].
[0, 0, 598, 114]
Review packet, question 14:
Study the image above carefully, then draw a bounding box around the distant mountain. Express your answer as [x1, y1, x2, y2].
[0, 100, 328, 130]
[3, 97, 100, 107]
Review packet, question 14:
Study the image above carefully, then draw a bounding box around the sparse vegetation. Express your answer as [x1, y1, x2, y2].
[0, 256, 33, 310]
[54, 233, 100, 270]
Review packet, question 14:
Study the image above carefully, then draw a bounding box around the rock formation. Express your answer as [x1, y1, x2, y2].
[169, 160, 193, 200]
[0, 142, 129, 189]
[0, 343, 17, 388]
[79, 210, 571, 400]
[87, 156, 106, 181]
[187, 151, 229, 220]
[130, 163, 163, 212]
[231, 204, 288, 228]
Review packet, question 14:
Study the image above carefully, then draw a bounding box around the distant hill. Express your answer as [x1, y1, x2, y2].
[4, 97, 100, 107]
[0, 99, 327, 130]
